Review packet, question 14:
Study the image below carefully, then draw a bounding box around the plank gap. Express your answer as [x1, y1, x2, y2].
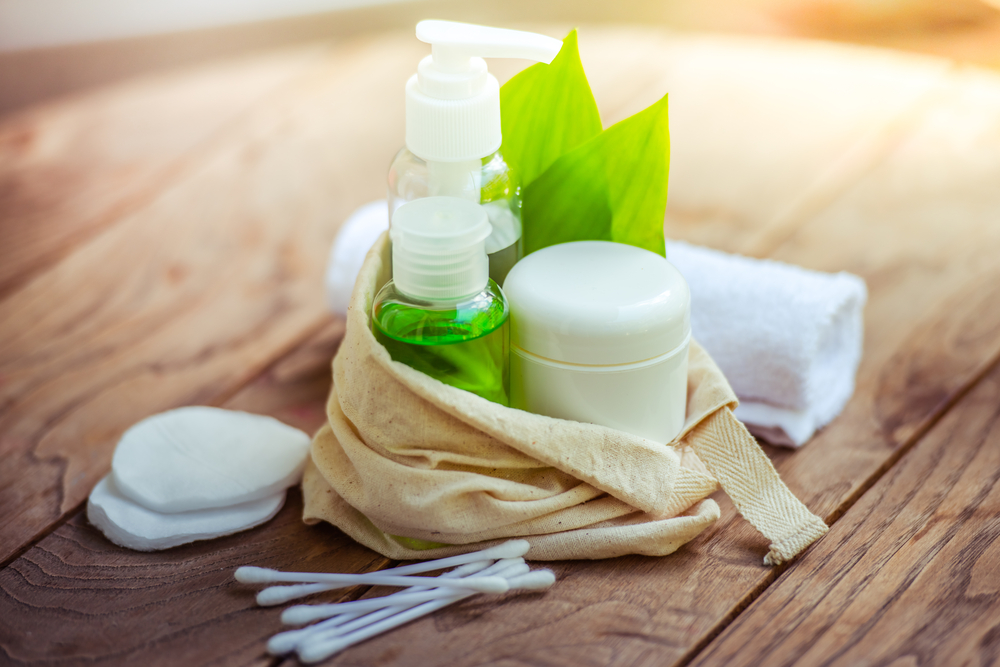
[824, 339, 1000, 528]
[205, 314, 339, 411]
[676, 345, 1000, 667]
[0, 498, 85, 572]
[673, 566, 783, 667]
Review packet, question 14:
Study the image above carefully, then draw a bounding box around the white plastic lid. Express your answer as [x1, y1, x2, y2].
[503, 241, 691, 365]
[406, 21, 562, 162]
[391, 197, 491, 301]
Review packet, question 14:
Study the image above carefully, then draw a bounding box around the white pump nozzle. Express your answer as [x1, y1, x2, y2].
[416, 20, 562, 70]
[406, 21, 563, 163]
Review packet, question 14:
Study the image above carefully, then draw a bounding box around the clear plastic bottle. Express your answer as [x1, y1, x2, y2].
[372, 196, 509, 405]
[388, 148, 521, 286]
[390, 21, 561, 287]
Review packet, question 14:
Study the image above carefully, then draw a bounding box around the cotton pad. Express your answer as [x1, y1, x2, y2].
[112, 406, 310, 513]
[87, 475, 285, 551]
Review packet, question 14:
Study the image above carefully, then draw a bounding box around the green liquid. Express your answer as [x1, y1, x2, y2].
[372, 281, 509, 406]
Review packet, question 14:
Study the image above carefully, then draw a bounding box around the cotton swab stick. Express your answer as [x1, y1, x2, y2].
[267, 560, 492, 656]
[237, 569, 509, 594]
[237, 539, 530, 586]
[256, 557, 506, 606]
[297, 568, 556, 663]
[282, 560, 528, 625]
[257, 553, 517, 605]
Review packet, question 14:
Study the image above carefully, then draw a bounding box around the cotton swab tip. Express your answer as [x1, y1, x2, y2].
[256, 584, 320, 606]
[494, 561, 529, 579]
[298, 637, 350, 664]
[235, 566, 278, 584]
[507, 569, 556, 591]
[477, 539, 531, 561]
[459, 575, 510, 594]
[267, 628, 311, 655]
[282, 605, 335, 626]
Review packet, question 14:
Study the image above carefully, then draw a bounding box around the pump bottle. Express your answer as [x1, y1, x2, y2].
[388, 21, 562, 286]
[372, 197, 509, 405]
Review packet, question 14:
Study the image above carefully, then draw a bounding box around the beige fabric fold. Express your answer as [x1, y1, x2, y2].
[303, 232, 827, 564]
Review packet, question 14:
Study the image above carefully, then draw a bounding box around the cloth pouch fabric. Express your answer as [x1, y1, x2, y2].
[323, 202, 866, 448]
[304, 233, 828, 564]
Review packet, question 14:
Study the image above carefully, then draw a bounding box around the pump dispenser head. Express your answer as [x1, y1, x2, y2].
[406, 21, 562, 162]
[391, 197, 492, 301]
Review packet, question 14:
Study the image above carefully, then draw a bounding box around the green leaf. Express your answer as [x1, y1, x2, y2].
[499, 30, 602, 187]
[521, 93, 670, 257]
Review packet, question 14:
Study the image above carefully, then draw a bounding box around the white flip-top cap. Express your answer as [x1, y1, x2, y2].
[406, 21, 562, 162]
[503, 242, 691, 365]
[391, 197, 492, 301]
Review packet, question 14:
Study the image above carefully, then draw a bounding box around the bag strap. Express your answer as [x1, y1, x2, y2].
[689, 408, 828, 565]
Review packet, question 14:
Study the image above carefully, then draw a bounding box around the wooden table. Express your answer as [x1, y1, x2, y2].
[3, 26, 1000, 666]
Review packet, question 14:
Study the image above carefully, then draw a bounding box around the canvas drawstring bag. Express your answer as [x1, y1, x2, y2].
[303, 233, 827, 564]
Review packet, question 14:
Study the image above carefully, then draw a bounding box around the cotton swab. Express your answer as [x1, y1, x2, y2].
[237, 569, 509, 594]
[255, 554, 518, 605]
[250, 539, 555, 661]
[282, 559, 528, 625]
[297, 566, 556, 663]
[296, 561, 540, 658]
[266, 560, 492, 656]
[287, 559, 527, 656]
[237, 539, 530, 586]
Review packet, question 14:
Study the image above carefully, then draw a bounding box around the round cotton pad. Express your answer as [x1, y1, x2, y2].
[87, 475, 285, 551]
[112, 406, 310, 513]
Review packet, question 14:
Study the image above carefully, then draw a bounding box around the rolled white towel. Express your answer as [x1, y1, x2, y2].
[324, 201, 867, 447]
[666, 241, 867, 447]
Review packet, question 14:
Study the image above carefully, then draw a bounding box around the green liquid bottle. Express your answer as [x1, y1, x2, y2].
[386, 21, 563, 288]
[372, 196, 510, 406]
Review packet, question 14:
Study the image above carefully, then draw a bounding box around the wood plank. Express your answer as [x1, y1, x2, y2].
[0, 32, 426, 566]
[224, 317, 345, 434]
[302, 44, 1000, 667]
[0, 320, 395, 667]
[0, 492, 382, 667]
[4, 30, 1000, 666]
[577, 29, 953, 254]
[689, 358, 1000, 666]
[0, 44, 326, 301]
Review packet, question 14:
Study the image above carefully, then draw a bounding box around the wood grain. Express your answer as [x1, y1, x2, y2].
[3, 28, 1000, 667]
[690, 359, 1000, 666]
[0, 44, 326, 300]
[0, 491, 384, 667]
[0, 315, 378, 667]
[0, 33, 426, 566]
[224, 316, 345, 435]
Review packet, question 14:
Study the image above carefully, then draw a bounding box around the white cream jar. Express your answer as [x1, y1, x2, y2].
[503, 241, 691, 444]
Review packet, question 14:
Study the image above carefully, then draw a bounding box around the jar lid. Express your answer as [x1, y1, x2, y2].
[503, 241, 690, 365]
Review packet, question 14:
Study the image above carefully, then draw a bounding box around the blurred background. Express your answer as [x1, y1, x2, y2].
[2, 0, 1000, 118]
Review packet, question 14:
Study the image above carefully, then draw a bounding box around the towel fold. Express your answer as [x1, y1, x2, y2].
[666, 241, 867, 447]
[324, 202, 867, 447]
